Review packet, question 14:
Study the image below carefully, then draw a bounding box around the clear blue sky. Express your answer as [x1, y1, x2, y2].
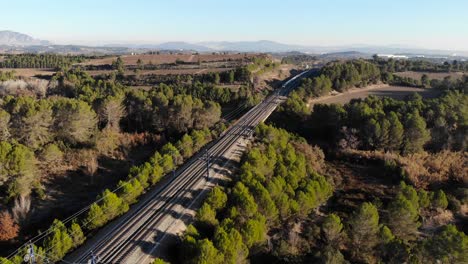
[2, 0, 467, 50]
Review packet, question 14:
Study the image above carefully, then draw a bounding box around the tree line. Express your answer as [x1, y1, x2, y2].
[373, 56, 468, 73]
[284, 59, 468, 116]
[0, 54, 86, 69]
[276, 89, 467, 155]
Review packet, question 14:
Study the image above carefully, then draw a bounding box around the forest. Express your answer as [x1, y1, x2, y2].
[173, 124, 466, 263]
[169, 58, 467, 263]
[174, 124, 333, 264]
[0, 52, 270, 262]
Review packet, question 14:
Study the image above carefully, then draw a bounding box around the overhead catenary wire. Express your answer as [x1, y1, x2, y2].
[5, 96, 253, 260]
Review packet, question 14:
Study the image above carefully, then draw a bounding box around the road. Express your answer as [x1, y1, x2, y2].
[64, 70, 310, 264]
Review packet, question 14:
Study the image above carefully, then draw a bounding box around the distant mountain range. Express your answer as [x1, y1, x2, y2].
[0, 30, 51, 46]
[1, 30, 467, 58]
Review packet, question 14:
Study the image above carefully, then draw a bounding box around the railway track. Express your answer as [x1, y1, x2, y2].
[65, 70, 310, 264]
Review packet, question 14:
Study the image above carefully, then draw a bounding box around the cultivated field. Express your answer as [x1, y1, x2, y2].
[395, 71, 466, 80]
[86, 67, 235, 76]
[308, 84, 442, 106]
[0, 68, 56, 77]
[81, 53, 259, 66]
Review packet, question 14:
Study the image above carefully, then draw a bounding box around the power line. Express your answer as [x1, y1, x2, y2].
[6, 98, 253, 261]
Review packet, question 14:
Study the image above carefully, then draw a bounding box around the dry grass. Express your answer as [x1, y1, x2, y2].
[341, 149, 467, 189]
[0, 68, 56, 78]
[394, 71, 466, 80]
[80, 53, 259, 66]
[308, 84, 442, 106]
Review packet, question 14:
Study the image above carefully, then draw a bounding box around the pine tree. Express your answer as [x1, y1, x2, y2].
[349, 202, 380, 260]
[388, 194, 420, 240]
[403, 111, 430, 154]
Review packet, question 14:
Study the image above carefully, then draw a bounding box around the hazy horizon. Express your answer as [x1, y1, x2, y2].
[2, 0, 468, 51]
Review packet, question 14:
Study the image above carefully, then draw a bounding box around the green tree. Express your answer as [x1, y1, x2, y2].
[228, 70, 235, 83]
[319, 246, 347, 264]
[214, 227, 248, 264]
[241, 216, 267, 247]
[231, 182, 257, 218]
[348, 202, 380, 260]
[421, 224, 467, 264]
[177, 134, 194, 158]
[100, 189, 129, 221]
[68, 221, 85, 247]
[43, 220, 73, 262]
[322, 213, 344, 244]
[113, 56, 125, 76]
[1, 142, 38, 198]
[84, 203, 105, 230]
[214, 73, 221, 84]
[403, 111, 430, 154]
[197, 203, 218, 226]
[387, 194, 420, 240]
[421, 74, 430, 88]
[194, 239, 224, 264]
[386, 112, 404, 151]
[431, 190, 448, 210]
[205, 187, 227, 211]
[40, 143, 63, 166]
[152, 258, 169, 264]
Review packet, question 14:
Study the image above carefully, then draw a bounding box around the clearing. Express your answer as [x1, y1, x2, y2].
[308, 84, 442, 106]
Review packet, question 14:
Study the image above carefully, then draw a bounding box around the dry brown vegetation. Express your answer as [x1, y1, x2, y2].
[394, 71, 466, 80]
[340, 149, 467, 189]
[0, 211, 19, 241]
[0, 68, 56, 78]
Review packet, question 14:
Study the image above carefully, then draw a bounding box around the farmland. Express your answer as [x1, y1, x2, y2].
[308, 84, 442, 106]
[0, 68, 56, 77]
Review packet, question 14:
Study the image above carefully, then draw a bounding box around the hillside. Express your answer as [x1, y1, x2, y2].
[0, 30, 50, 46]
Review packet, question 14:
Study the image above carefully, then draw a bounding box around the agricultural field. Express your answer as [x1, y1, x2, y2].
[308, 84, 442, 106]
[0, 68, 56, 77]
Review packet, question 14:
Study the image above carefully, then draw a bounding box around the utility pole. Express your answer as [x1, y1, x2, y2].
[200, 149, 210, 181]
[171, 150, 176, 178]
[88, 251, 99, 264]
[23, 243, 35, 264]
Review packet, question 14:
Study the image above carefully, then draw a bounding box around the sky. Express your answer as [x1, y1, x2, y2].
[1, 0, 467, 50]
